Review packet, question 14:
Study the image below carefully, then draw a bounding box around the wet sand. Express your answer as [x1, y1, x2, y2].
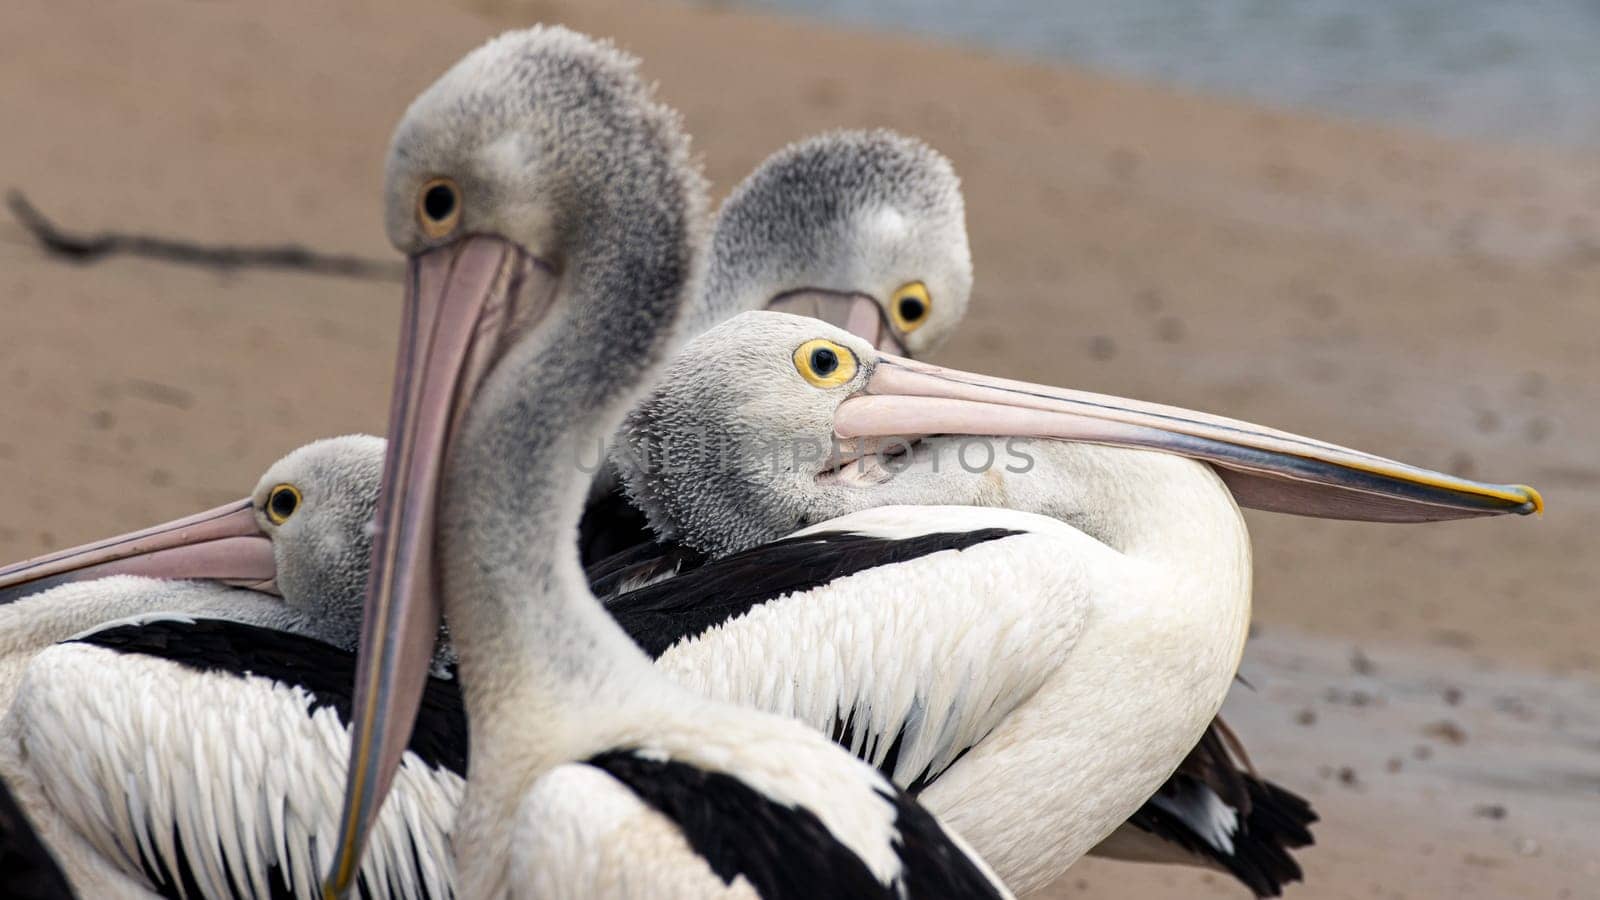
[0, 0, 1596, 896]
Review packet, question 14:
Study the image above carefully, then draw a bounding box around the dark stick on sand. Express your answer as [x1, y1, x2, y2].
[5, 190, 404, 282]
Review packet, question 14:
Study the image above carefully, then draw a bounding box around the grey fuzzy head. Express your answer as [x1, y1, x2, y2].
[617, 311, 1004, 556]
[249, 435, 385, 648]
[696, 129, 971, 356]
[386, 26, 710, 389]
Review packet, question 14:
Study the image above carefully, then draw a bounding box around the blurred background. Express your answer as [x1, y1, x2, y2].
[0, 1, 1594, 897]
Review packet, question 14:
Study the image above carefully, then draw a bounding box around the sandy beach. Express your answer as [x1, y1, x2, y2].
[0, 1, 1595, 896]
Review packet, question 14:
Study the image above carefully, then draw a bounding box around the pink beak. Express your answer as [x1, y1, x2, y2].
[834, 355, 1542, 522]
[325, 235, 554, 898]
[766, 289, 908, 356]
[0, 499, 278, 606]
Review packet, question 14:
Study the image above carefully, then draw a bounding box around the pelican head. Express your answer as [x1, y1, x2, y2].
[0, 436, 385, 649]
[329, 27, 707, 895]
[618, 311, 1541, 557]
[248, 436, 385, 640]
[700, 129, 971, 356]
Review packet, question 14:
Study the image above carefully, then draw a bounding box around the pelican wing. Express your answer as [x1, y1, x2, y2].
[1114, 721, 1316, 897]
[603, 506, 1095, 792]
[7, 617, 463, 900]
[589, 539, 706, 603]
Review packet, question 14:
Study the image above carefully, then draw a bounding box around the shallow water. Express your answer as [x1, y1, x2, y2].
[735, 0, 1600, 148]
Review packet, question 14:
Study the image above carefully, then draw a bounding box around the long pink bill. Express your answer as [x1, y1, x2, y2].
[324, 234, 552, 899]
[834, 356, 1542, 522]
[0, 499, 277, 606]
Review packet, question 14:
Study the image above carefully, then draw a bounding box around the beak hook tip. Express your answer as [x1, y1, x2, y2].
[1515, 484, 1544, 516]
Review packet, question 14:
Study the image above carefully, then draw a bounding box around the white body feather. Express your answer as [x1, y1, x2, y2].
[655, 497, 1249, 896]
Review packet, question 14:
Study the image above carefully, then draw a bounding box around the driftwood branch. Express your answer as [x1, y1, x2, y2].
[5, 190, 404, 282]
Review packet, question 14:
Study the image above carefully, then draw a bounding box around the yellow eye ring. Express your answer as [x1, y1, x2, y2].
[416, 177, 463, 238]
[793, 339, 859, 388]
[265, 484, 301, 525]
[889, 281, 932, 333]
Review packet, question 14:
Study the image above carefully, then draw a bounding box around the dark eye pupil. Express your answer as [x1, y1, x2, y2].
[270, 489, 298, 519]
[898, 297, 927, 322]
[423, 184, 456, 221]
[810, 348, 839, 376]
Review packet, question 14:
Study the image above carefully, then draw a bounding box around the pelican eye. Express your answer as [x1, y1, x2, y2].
[889, 281, 932, 333]
[266, 484, 301, 525]
[793, 339, 858, 388]
[416, 177, 462, 238]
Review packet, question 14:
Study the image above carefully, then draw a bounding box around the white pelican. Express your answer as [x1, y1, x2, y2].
[8, 117, 1534, 899]
[326, 26, 1011, 900]
[0, 437, 465, 899]
[581, 125, 1316, 895]
[3, 86, 1533, 900]
[602, 127, 1317, 892]
[0, 436, 387, 664]
[588, 309, 1539, 895]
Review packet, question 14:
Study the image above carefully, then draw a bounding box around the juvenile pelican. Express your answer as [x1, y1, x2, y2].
[592, 310, 1539, 894]
[0, 437, 465, 899]
[328, 27, 1010, 899]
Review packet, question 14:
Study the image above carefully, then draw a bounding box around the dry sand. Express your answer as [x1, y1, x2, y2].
[0, 1, 1595, 897]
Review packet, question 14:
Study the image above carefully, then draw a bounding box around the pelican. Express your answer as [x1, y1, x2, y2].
[586, 309, 1539, 894]
[605, 129, 1316, 892]
[327, 26, 1010, 899]
[0, 437, 466, 899]
[0, 435, 385, 667]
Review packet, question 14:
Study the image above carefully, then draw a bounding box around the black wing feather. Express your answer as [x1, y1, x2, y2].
[577, 483, 658, 568]
[600, 528, 1023, 658]
[0, 774, 75, 900]
[587, 538, 706, 602]
[586, 750, 1003, 900]
[75, 618, 467, 775]
[1126, 723, 1317, 898]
